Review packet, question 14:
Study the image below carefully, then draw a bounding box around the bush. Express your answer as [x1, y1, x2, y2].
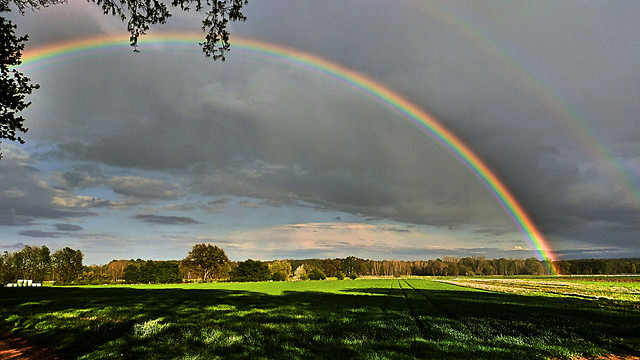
[308, 267, 326, 280]
[271, 271, 288, 281]
[336, 271, 345, 280]
[349, 273, 358, 280]
[293, 265, 308, 281]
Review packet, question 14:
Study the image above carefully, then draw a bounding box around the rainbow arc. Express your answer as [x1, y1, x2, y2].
[16, 32, 557, 273]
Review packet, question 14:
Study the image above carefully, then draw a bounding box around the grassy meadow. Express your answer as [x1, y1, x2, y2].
[1, 278, 639, 359]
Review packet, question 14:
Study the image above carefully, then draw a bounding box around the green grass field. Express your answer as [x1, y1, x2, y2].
[1, 278, 639, 359]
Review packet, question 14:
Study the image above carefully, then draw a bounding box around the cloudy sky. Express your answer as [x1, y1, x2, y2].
[2, 1, 639, 265]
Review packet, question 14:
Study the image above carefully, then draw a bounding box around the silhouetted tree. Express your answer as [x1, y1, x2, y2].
[0, 3, 41, 158]
[1, 0, 247, 157]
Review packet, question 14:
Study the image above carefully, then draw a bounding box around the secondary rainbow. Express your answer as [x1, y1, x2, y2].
[407, 1, 640, 212]
[16, 32, 557, 271]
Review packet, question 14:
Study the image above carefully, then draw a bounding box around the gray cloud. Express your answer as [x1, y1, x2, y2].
[51, 164, 105, 190]
[134, 214, 199, 225]
[0, 243, 27, 250]
[54, 223, 83, 231]
[208, 199, 230, 206]
[19, 230, 62, 238]
[238, 201, 262, 209]
[191, 159, 511, 231]
[0, 147, 99, 226]
[108, 176, 183, 200]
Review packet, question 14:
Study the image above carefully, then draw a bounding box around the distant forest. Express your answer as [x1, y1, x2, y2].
[2, 244, 639, 285]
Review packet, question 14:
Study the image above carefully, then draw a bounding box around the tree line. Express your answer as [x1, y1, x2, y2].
[1, 245, 83, 284]
[2, 244, 639, 285]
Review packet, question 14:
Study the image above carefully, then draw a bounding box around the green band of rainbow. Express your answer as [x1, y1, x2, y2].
[15, 32, 557, 272]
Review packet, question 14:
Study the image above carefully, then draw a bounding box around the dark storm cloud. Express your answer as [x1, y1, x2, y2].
[134, 214, 199, 225]
[25, 43, 513, 232]
[238, 1, 640, 251]
[4, 1, 639, 260]
[561, 248, 640, 259]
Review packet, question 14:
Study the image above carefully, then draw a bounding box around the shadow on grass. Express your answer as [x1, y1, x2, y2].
[1, 283, 639, 360]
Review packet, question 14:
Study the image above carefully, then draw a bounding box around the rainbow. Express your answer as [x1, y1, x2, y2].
[15, 32, 557, 272]
[407, 1, 640, 212]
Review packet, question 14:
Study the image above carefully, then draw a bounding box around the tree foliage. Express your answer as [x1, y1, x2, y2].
[307, 266, 326, 280]
[230, 259, 270, 282]
[51, 247, 84, 283]
[268, 260, 292, 281]
[0, 5, 39, 157]
[122, 263, 141, 283]
[106, 259, 130, 282]
[0, 250, 19, 283]
[0, 0, 247, 157]
[18, 244, 50, 281]
[181, 243, 230, 282]
[89, 0, 247, 59]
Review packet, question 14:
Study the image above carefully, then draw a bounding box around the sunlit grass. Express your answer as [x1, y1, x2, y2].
[1, 278, 639, 359]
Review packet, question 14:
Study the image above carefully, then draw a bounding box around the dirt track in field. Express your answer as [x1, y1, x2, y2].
[0, 329, 62, 360]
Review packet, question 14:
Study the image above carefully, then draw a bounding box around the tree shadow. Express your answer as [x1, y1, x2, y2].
[1, 284, 639, 359]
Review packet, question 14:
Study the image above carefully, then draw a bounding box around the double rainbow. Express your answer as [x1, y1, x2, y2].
[16, 32, 557, 272]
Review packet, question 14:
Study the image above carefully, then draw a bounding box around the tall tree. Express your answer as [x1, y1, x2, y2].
[340, 256, 367, 277]
[52, 247, 83, 283]
[0, 251, 15, 283]
[18, 245, 50, 281]
[181, 243, 230, 282]
[1, 0, 247, 157]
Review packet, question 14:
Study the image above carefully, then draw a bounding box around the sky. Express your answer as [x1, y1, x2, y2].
[1, 1, 639, 265]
